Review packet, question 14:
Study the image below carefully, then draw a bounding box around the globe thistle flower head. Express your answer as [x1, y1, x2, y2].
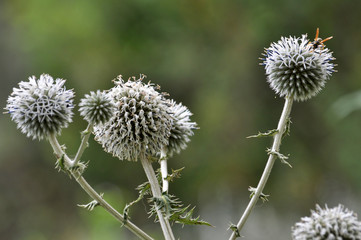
[93, 74, 173, 161]
[79, 90, 115, 125]
[166, 100, 197, 157]
[292, 204, 361, 240]
[5, 74, 74, 140]
[261, 34, 336, 101]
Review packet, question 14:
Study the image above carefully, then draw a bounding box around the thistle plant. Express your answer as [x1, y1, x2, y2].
[292, 204, 361, 240]
[5, 73, 204, 240]
[229, 30, 336, 239]
[5, 29, 347, 240]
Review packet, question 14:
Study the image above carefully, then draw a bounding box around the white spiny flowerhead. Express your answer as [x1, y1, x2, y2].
[5, 74, 74, 140]
[79, 90, 115, 125]
[292, 204, 361, 240]
[261, 34, 336, 101]
[93, 74, 173, 161]
[166, 100, 197, 157]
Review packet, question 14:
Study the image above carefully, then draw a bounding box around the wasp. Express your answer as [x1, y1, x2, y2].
[309, 28, 333, 50]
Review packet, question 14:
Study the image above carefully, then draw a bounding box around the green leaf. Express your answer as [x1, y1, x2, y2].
[228, 224, 241, 238]
[247, 129, 278, 138]
[78, 193, 104, 211]
[165, 167, 185, 182]
[282, 117, 292, 138]
[266, 148, 292, 168]
[149, 193, 212, 227]
[248, 186, 270, 203]
[55, 154, 65, 172]
[123, 180, 152, 221]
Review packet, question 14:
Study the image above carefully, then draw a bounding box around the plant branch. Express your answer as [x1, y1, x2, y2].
[229, 96, 293, 240]
[71, 122, 94, 167]
[160, 147, 169, 193]
[140, 155, 176, 240]
[48, 134, 154, 240]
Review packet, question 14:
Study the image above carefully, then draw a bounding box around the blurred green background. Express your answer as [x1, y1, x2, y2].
[1, 0, 361, 239]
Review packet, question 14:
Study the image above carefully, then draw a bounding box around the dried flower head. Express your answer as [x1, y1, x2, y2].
[79, 90, 115, 125]
[5, 74, 74, 140]
[261, 34, 336, 101]
[292, 204, 361, 240]
[166, 100, 197, 157]
[93, 75, 173, 161]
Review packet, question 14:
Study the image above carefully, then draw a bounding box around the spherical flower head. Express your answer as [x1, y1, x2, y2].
[79, 90, 115, 125]
[5, 74, 74, 140]
[93, 75, 173, 161]
[292, 204, 361, 240]
[166, 100, 197, 157]
[262, 34, 336, 101]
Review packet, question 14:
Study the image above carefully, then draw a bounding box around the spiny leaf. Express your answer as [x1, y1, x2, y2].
[267, 148, 292, 168]
[282, 117, 292, 138]
[248, 186, 270, 203]
[171, 206, 212, 227]
[123, 180, 152, 218]
[78, 193, 104, 211]
[55, 154, 65, 172]
[165, 167, 185, 182]
[247, 129, 278, 138]
[70, 161, 88, 176]
[149, 193, 212, 227]
[55, 154, 72, 178]
[228, 223, 241, 238]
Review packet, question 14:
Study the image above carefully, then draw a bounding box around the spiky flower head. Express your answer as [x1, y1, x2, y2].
[5, 74, 74, 140]
[261, 34, 336, 101]
[166, 100, 197, 157]
[93, 75, 173, 161]
[292, 204, 361, 240]
[79, 90, 115, 125]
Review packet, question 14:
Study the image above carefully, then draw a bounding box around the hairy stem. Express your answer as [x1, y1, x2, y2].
[48, 134, 154, 240]
[229, 96, 293, 240]
[140, 155, 176, 240]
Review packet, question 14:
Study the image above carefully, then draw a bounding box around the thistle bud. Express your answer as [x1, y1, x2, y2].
[79, 90, 115, 124]
[261, 34, 336, 101]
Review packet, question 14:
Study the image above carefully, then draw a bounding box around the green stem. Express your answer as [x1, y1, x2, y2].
[48, 134, 154, 240]
[229, 96, 293, 240]
[71, 122, 94, 167]
[140, 155, 175, 240]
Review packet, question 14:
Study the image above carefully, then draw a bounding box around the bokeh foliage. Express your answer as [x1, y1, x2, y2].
[1, 0, 361, 239]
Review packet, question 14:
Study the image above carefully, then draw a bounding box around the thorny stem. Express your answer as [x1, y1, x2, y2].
[229, 96, 293, 240]
[48, 134, 154, 240]
[140, 155, 176, 240]
[71, 122, 94, 167]
[160, 147, 169, 193]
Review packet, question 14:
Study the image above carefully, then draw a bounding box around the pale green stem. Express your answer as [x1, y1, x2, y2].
[71, 122, 94, 167]
[48, 134, 154, 240]
[160, 147, 169, 193]
[140, 155, 176, 240]
[229, 96, 293, 240]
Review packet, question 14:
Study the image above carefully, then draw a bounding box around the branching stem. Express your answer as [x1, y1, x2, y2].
[140, 155, 175, 240]
[48, 134, 154, 240]
[72, 122, 94, 167]
[229, 96, 293, 240]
